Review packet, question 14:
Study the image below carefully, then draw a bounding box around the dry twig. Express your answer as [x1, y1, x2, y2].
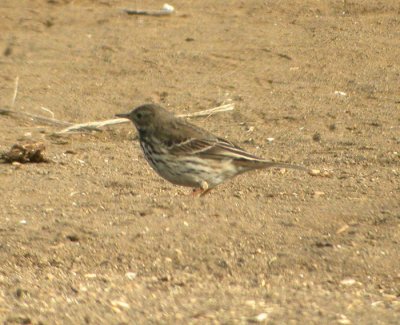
[57, 103, 235, 134]
[123, 3, 174, 16]
[0, 107, 72, 127]
[11, 76, 19, 107]
[0, 103, 235, 134]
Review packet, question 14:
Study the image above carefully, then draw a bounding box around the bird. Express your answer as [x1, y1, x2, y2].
[116, 104, 308, 196]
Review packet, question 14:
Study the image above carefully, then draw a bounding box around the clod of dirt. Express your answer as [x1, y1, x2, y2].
[15, 288, 28, 299]
[315, 241, 333, 248]
[313, 132, 322, 142]
[0, 142, 49, 163]
[248, 312, 268, 323]
[3, 46, 12, 56]
[329, 123, 337, 131]
[66, 234, 79, 242]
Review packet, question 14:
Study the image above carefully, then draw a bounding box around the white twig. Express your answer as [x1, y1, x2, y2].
[40, 106, 55, 119]
[178, 103, 234, 118]
[0, 103, 235, 134]
[11, 76, 19, 107]
[57, 103, 235, 134]
[124, 3, 174, 16]
[57, 118, 129, 133]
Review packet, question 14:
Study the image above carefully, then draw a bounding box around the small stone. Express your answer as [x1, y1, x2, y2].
[12, 161, 22, 169]
[309, 169, 321, 176]
[329, 123, 337, 131]
[340, 278, 356, 286]
[160, 275, 170, 282]
[46, 273, 55, 281]
[125, 272, 137, 280]
[248, 312, 268, 323]
[245, 300, 256, 307]
[322, 170, 332, 177]
[66, 234, 79, 242]
[111, 300, 130, 309]
[15, 288, 25, 298]
[338, 315, 351, 325]
[313, 191, 325, 198]
[312, 133, 321, 142]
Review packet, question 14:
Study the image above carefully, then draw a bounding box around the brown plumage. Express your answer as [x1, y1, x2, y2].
[116, 104, 308, 195]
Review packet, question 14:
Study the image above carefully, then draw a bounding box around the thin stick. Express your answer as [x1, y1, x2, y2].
[123, 3, 174, 16]
[57, 103, 235, 134]
[57, 118, 128, 133]
[0, 103, 234, 134]
[41, 106, 55, 119]
[11, 76, 19, 107]
[178, 103, 234, 118]
[0, 107, 72, 127]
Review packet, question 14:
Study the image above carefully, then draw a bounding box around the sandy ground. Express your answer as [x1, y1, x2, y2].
[0, 0, 399, 323]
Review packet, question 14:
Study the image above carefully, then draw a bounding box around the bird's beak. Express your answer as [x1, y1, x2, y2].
[115, 112, 129, 119]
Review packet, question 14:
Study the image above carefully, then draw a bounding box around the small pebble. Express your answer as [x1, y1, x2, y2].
[125, 272, 137, 280]
[66, 234, 79, 242]
[334, 90, 347, 96]
[313, 191, 325, 198]
[309, 169, 321, 176]
[111, 300, 130, 309]
[312, 133, 321, 142]
[340, 278, 356, 286]
[248, 312, 268, 323]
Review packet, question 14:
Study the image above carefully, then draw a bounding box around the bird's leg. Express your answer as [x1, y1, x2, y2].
[199, 188, 212, 196]
[190, 188, 212, 196]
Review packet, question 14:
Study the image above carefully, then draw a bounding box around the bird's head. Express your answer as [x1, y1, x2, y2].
[116, 104, 172, 132]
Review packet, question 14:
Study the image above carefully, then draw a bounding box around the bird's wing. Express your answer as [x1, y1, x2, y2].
[168, 135, 263, 161]
[159, 119, 308, 171]
[168, 137, 309, 171]
[158, 118, 264, 160]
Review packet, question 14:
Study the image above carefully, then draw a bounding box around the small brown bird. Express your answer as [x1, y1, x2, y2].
[116, 104, 308, 196]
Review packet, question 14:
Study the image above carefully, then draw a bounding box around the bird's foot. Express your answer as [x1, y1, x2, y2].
[190, 188, 212, 196]
[191, 181, 211, 197]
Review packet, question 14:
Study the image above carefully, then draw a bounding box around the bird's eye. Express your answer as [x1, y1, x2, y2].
[136, 112, 142, 119]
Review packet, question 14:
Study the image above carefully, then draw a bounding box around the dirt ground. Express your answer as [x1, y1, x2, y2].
[0, 0, 399, 323]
